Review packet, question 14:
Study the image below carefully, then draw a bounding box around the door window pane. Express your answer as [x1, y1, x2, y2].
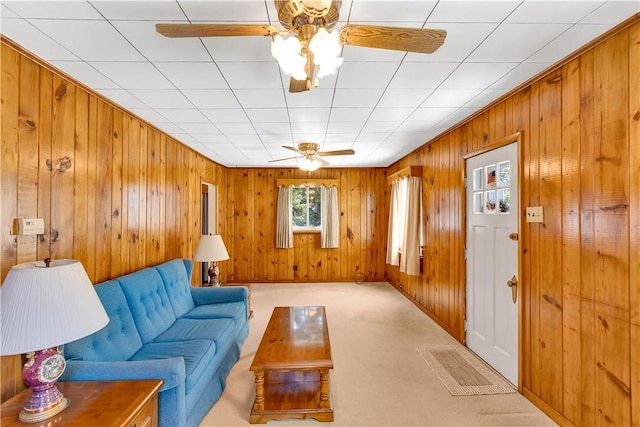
[485, 190, 496, 214]
[498, 189, 510, 213]
[498, 161, 510, 187]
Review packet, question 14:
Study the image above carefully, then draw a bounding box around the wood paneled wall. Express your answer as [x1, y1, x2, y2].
[0, 39, 228, 401]
[387, 17, 640, 427]
[225, 168, 388, 283]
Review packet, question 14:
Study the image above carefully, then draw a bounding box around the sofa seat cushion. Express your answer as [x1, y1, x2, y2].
[64, 280, 143, 361]
[153, 318, 235, 349]
[183, 301, 246, 324]
[130, 339, 216, 391]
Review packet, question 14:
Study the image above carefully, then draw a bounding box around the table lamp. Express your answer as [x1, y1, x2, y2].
[194, 234, 229, 286]
[0, 259, 109, 423]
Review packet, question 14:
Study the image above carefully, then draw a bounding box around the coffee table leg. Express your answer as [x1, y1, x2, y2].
[254, 370, 265, 411]
[319, 369, 330, 408]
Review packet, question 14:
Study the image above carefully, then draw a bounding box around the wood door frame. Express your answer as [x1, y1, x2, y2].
[462, 131, 523, 393]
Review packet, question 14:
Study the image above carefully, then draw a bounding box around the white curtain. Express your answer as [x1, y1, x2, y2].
[399, 177, 423, 276]
[386, 179, 406, 265]
[321, 185, 339, 248]
[386, 177, 423, 276]
[276, 185, 293, 248]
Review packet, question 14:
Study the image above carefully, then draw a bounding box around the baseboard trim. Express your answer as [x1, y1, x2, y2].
[523, 387, 576, 427]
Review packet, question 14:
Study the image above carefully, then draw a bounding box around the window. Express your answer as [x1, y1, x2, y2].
[291, 186, 321, 229]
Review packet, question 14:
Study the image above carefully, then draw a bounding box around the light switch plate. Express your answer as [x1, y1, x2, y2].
[525, 207, 544, 223]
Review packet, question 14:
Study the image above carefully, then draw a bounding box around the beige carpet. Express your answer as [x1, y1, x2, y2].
[416, 345, 516, 396]
[200, 282, 556, 426]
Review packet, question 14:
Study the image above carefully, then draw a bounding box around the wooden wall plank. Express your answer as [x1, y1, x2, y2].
[73, 89, 90, 274]
[560, 58, 583, 425]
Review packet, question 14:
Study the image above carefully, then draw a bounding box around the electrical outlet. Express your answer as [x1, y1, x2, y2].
[293, 265, 298, 272]
[526, 206, 544, 223]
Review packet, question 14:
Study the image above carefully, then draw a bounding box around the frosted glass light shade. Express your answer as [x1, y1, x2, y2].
[194, 234, 230, 262]
[0, 259, 109, 356]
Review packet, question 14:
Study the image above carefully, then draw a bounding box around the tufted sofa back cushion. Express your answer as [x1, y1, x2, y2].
[156, 259, 195, 318]
[118, 268, 176, 343]
[64, 280, 143, 361]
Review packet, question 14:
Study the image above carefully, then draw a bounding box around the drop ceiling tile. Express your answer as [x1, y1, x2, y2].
[218, 62, 282, 89]
[182, 89, 241, 109]
[154, 62, 228, 90]
[193, 133, 229, 143]
[324, 134, 359, 143]
[289, 108, 331, 123]
[396, 120, 441, 133]
[581, 1, 640, 24]
[464, 88, 510, 108]
[332, 89, 384, 108]
[96, 89, 148, 109]
[234, 89, 287, 109]
[291, 122, 328, 134]
[90, 62, 173, 89]
[129, 89, 193, 109]
[428, 1, 520, 23]
[377, 88, 433, 108]
[202, 109, 249, 123]
[216, 123, 257, 135]
[336, 62, 399, 88]
[408, 107, 457, 122]
[527, 24, 613, 63]
[90, 1, 187, 20]
[1, 4, 19, 17]
[467, 23, 570, 63]
[112, 21, 211, 62]
[229, 134, 262, 144]
[0, 18, 79, 61]
[27, 19, 145, 62]
[329, 107, 374, 122]
[285, 89, 334, 108]
[420, 88, 482, 108]
[490, 62, 552, 89]
[348, 1, 436, 22]
[388, 62, 457, 88]
[361, 121, 400, 133]
[4, 1, 102, 18]
[253, 123, 292, 135]
[155, 122, 186, 134]
[50, 61, 118, 89]
[260, 133, 294, 144]
[178, 123, 221, 134]
[179, 1, 269, 22]
[506, 1, 604, 23]
[440, 62, 518, 89]
[356, 132, 391, 143]
[368, 107, 415, 122]
[157, 109, 208, 123]
[245, 108, 290, 123]
[405, 23, 498, 63]
[292, 132, 325, 142]
[203, 37, 273, 62]
[327, 122, 365, 134]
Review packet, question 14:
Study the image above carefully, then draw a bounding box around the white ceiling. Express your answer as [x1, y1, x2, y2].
[2, 0, 638, 168]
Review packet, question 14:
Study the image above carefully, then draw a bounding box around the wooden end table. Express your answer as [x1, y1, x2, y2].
[249, 306, 333, 424]
[1, 380, 163, 427]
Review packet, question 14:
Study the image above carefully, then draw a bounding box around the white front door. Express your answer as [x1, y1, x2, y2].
[465, 142, 518, 385]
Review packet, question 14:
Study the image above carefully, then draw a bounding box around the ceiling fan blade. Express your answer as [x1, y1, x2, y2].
[156, 23, 280, 38]
[318, 149, 355, 156]
[289, 77, 311, 93]
[283, 145, 305, 155]
[269, 156, 300, 162]
[339, 25, 446, 54]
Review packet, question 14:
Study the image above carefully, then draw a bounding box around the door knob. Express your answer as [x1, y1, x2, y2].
[507, 275, 518, 304]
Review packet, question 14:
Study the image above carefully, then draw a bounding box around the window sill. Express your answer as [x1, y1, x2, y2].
[293, 229, 321, 234]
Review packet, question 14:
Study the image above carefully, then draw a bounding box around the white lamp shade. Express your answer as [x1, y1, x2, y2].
[0, 259, 109, 355]
[194, 234, 230, 262]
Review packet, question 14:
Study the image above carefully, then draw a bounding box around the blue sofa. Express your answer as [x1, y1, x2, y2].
[61, 259, 249, 427]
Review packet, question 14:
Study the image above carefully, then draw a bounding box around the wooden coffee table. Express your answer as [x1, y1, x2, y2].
[249, 306, 333, 424]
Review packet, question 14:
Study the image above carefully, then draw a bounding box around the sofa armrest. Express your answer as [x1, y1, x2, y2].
[191, 286, 248, 305]
[61, 358, 186, 391]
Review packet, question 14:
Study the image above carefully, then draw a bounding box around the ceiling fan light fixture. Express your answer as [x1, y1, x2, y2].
[309, 28, 343, 77]
[299, 156, 322, 172]
[271, 35, 308, 80]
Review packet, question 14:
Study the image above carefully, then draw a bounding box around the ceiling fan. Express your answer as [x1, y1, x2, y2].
[156, 0, 447, 92]
[269, 142, 355, 171]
